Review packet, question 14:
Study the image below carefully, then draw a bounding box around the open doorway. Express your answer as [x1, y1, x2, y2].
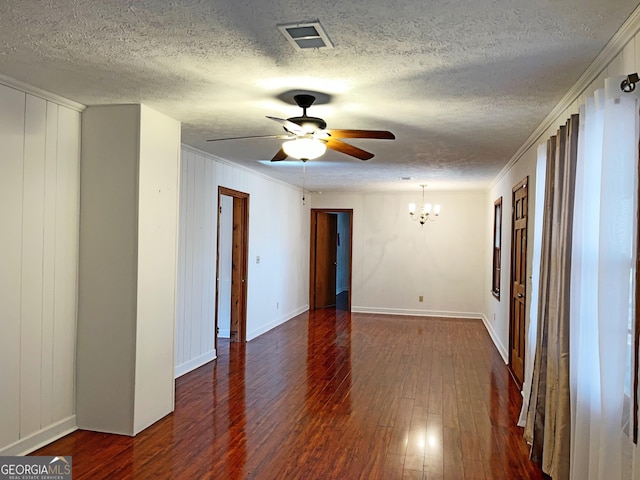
[309, 209, 353, 311]
[214, 187, 249, 349]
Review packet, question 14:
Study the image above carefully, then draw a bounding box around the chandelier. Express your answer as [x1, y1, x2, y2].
[408, 184, 441, 225]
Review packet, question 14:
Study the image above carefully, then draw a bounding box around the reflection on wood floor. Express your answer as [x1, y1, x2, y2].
[33, 309, 545, 479]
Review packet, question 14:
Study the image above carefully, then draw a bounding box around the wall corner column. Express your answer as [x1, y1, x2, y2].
[76, 104, 180, 435]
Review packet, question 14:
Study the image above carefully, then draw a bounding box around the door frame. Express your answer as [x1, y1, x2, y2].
[214, 186, 250, 349]
[309, 209, 353, 310]
[509, 177, 528, 387]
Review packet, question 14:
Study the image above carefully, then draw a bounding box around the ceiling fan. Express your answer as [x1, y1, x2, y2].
[207, 94, 395, 161]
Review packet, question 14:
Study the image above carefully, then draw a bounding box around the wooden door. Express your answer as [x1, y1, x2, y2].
[314, 212, 337, 308]
[309, 209, 353, 311]
[509, 177, 528, 387]
[229, 196, 246, 342]
[215, 187, 249, 347]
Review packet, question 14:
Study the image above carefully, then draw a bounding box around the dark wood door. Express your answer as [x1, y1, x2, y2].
[314, 212, 337, 308]
[509, 177, 528, 387]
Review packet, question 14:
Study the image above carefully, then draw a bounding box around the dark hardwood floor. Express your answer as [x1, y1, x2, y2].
[33, 309, 544, 479]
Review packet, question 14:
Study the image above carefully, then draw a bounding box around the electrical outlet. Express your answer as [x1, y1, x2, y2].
[256, 256, 260, 264]
[277, 302, 279, 309]
[419, 295, 424, 302]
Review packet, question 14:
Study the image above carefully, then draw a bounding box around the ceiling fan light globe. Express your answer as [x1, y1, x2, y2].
[282, 138, 326, 160]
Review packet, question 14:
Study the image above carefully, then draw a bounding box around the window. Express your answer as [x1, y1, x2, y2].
[492, 197, 502, 299]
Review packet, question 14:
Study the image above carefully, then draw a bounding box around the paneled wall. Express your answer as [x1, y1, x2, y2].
[0, 82, 81, 454]
[176, 148, 217, 376]
[175, 146, 309, 378]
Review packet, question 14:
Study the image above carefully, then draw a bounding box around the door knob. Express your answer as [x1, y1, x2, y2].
[517, 293, 523, 298]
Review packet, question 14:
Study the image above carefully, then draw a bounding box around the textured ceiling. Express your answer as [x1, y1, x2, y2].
[1, 0, 638, 192]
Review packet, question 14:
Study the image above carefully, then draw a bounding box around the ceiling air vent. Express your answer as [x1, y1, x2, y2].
[278, 21, 334, 50]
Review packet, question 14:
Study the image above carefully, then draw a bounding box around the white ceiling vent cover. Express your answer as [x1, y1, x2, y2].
[278, 21, 334, 50]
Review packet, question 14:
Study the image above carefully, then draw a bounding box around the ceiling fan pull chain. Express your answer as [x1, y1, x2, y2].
[302, 162, 306, 205]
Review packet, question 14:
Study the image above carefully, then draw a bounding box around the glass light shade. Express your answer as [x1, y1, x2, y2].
[424, 203, 432, 213]
[434, 204, 441, 215]
[282, 138, 326, 160]
[409, 203, 416, 214]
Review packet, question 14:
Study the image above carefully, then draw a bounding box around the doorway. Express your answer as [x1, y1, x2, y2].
[215, 187, 249, 349]
[309, 209, 353, 311]
[509, 177, 528, 387]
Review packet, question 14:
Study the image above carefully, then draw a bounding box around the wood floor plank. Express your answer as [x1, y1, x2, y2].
[32, 310, 544, 479]
[383, 453, 405, 479]
[388, 397, 416, 455]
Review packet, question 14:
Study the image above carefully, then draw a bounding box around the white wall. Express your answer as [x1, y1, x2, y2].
[0, 81, 81, 455]
[76, 105, 139, 435]
[483, 154, 537, 361]
[311, 190, 486, 317]
[336, 212, 350, 294]
[175, 146, 309, 377]
[134, 106, 181, 434]
[217, 194, 233, 337]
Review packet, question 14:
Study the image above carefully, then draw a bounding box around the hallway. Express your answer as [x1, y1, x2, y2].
[34, 310, 543, 479]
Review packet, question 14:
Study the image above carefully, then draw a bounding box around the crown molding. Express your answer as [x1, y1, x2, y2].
[0, 73, 86, 112]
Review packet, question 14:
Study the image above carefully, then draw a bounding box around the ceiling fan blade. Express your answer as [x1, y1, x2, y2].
[271, 147, 288, 162]
[326, 138, 375, 160]
[327, 129, 396, 140]
[266, 116, 306, 135]
[207, 134, 292, 142]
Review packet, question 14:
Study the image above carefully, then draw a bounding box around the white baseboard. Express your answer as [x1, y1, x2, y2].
[480, 313, 508, 363]
[174, 350, 217, 378]
[246, 305, 309, 341]
[0, 415, 77, 456]
[351, 306, 482, 320]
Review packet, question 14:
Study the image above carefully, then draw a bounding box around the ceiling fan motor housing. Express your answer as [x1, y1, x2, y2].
[289, 94, 327, 131]
[287, 116, 327, 131]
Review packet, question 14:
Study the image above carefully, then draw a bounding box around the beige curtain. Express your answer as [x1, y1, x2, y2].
[525, 114, 579, 479]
